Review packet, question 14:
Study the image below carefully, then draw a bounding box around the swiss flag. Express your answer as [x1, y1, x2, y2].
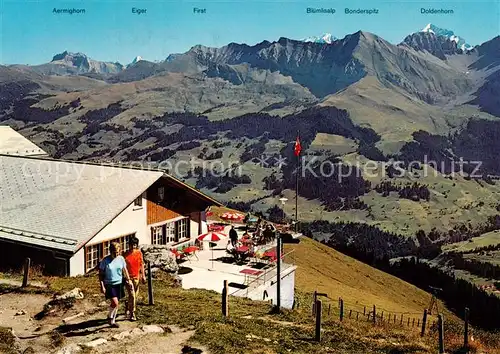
[294, 136, 302, 156]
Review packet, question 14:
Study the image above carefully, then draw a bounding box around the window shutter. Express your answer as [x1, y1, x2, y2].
[162, 224, 167, 245]
[175, 221, 180, 242]
[150, 227, 154, 244]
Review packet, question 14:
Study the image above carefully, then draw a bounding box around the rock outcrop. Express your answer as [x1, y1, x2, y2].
[141, 245, 179, 273]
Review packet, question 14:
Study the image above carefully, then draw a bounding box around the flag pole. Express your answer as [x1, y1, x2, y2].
[295, 131, 299, 233]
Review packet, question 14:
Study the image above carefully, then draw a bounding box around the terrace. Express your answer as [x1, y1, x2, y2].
[177, 229, 300, 308]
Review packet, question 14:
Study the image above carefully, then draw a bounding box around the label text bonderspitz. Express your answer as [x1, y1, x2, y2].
[345, 8, 379, 15]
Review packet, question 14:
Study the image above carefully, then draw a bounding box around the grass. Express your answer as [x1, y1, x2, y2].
[0, 327, 19, 354]
[2, 238, 500, 353]
[443, 230, 500, 253]
[285, 237, 443, 315]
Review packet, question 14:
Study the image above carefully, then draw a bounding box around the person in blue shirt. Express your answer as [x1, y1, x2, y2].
[99, 242, 132, 328]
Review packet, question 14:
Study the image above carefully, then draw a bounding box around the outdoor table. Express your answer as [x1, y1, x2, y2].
[233, 246, 250, 262]
[263, 248, 283, 262]
[239, 268, 264, 284]
[208, 224, 225, 232]
[236, 246, 249, 253]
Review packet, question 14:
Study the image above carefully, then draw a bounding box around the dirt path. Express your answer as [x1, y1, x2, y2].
[0, 292, 209, 354]
[0, 278, 47, 288]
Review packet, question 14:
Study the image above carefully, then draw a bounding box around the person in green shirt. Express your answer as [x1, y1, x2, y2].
[99, 242, 132, 328]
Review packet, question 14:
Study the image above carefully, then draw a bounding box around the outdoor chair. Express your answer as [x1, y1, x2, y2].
[182, 248, 199, 262]
[170, 249, 187, 263]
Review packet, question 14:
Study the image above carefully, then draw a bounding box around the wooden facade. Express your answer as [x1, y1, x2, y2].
[146, 199, 182, 225]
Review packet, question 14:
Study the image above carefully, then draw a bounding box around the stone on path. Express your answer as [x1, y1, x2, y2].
[111, 330, 132, 341]
[142, 325, 165, 334]
[63, 312, 84, 323]
[80, 338, 107, 348]
[55, 288, 84, 301]
[56, 343, 81, 354]
[130, 328, 144, 336]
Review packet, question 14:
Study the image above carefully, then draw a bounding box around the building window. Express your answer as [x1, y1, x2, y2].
[85, 234, 134, 272]
[134, 196, 142, 207]
[150, 218, 190, 245]
[158, 186, 165, 202]
[85, 244, 100, 271]
[120, 235, 130, 252]
[177, 218, 189, 241]
[151, 226, 163, 245]
[166, 222, 176, 244]
[103, 241, 111, 257]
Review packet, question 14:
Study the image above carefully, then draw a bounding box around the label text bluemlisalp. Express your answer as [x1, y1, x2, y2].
[306, 8, 336, 14]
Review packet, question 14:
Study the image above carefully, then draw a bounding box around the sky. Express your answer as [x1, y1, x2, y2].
[1, 0, 499, 65]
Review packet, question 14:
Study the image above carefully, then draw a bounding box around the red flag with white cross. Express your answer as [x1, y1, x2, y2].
[294, 136, 302, 157]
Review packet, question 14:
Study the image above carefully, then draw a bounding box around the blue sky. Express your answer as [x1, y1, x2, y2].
[1, 0, 499, 65]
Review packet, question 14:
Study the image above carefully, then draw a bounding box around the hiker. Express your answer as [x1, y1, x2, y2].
[229, 226, 238, 247]
[99, 242, 132, 328]
[124, 236, 146, 321]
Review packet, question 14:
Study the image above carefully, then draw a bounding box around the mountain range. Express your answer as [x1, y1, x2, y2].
[1, 24, 499, 153]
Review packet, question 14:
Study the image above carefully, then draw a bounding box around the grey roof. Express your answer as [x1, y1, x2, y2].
[0, 155, 163, 252]
[0, 126, 48, 156]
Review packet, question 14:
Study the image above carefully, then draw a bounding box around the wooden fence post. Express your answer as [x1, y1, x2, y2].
[407, 318, 410, 326]
[222, 280, 229, 317]
[438, 314, 445, 354]
[312, 291, 317, 316]
[381, 311, 384, 321]
[464, 307, 469, 349]
[328, 304, 331, 315]
[373, 305, 376, 325]
[363, 306, 366, 315]
[22, 258, 31, 288]
[315, 300, 322, 342]
[412, 318, 415, 327]
[349, 309, 352, 319]
[339, 298, 344, 321]
[147, 261, 154, 306]
[400, 314, 403, 325]
[356, 312, 359, 320]
[388, 314, 391, 323]
[421, 309, 428, 337]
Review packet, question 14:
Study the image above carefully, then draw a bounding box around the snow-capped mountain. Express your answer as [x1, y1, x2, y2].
[131, 56, 142, 65]
[303, 33, 337, 44]
[421, 24, 473, 51]
[126, 56, 143, 68]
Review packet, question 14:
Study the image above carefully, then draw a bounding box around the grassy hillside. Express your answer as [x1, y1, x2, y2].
[286, 237, 444, 315]
[3, 237, 500, 353]
[443, 230, 500, 253]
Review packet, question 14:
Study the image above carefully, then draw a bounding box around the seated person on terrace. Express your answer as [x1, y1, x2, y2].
[226, 241, 235, 253]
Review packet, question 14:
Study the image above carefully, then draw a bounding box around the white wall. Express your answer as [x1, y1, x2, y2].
[88, 192, 148, 246]
[69, 248, 85, 276]
[190, 219, 199, 239]
[200, 211, 208, 234]
[249, 266, 296, 309]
